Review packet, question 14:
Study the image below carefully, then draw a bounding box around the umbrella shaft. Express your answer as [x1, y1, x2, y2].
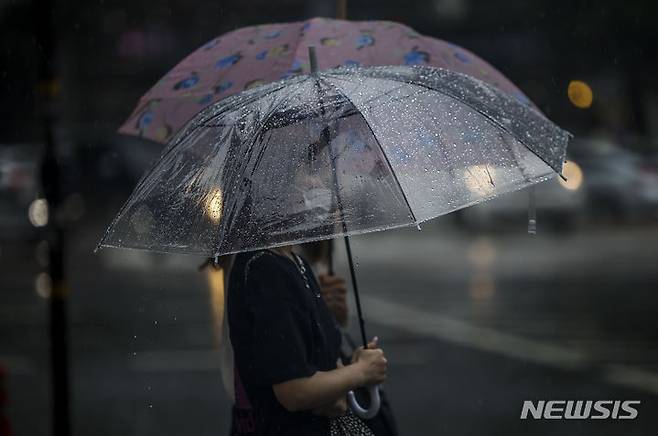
[328, 241, 335, 275]
[308, 46, 367, 348]
[344, 236, 368, 348]
[309, 46, 318, 74]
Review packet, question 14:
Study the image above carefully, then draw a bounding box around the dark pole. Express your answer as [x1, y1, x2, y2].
[336, 0, 347, 20]
[34, 0, 71, 435]
[308, 46, 368, 348]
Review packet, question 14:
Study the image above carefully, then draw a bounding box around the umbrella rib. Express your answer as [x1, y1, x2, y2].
[197, 80, 301, 128]
[99, 82, 296, 250]
[137, 80, 298, 188]
[331, 69, 567, 176]
[213, 80, 310, 256]
[319, 77, 418, 225]
[409, 79, 566, 176]
[505, 132, 534, 183]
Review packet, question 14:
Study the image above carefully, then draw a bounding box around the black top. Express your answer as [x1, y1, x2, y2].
[228, 250, 342, 436]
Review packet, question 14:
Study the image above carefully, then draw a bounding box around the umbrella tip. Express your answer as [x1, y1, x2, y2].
[527, 218, 537, 235]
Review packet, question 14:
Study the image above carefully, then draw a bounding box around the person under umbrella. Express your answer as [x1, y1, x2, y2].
[116, 20, 549, 429]
[99, 63, 570, 434]
[227, 245, 385, 436]
[220, 132, 386, 435]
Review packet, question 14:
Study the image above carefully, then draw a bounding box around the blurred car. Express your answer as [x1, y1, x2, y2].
[0, 144, 42, 240]
[569, 138, 658, 220]
[0, 134, 163, 242]
[632, 155, 658, 217]
[59, 133, 163, 217]
[456, 169, 586, 232]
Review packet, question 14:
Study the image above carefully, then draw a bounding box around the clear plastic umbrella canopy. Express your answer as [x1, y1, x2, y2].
[99, 65, 570, 256]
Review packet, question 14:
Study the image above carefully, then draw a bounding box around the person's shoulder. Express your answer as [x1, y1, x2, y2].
[237, 251, 303, 303]
[243, 249, 278, 267]
[238, 250, 291, 282]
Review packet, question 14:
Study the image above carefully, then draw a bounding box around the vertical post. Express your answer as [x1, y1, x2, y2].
[336, 0, 347, 20]
[34, 0, 70, 435]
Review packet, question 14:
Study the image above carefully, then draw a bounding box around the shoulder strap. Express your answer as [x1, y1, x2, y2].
[243, 251, 268, 285]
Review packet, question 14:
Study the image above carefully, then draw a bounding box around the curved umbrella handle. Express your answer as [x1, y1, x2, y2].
[347, 385, 381, 419]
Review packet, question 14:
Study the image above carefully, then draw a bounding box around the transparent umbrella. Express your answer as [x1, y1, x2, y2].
[98, 58, 570, 418]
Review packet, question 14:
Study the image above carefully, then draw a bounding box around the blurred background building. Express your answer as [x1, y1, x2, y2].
[1, 0, 657, 435]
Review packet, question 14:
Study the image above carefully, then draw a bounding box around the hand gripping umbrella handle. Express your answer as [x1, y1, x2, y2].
[347, 385, 381, 419]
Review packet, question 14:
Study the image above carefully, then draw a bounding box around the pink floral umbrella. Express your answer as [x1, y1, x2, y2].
[121, 17, 534, 144]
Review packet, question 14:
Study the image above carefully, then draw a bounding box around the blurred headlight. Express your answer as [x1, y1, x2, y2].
[28, 198, 49, 227]
[464, 164, 497, 196]
[205, 188, 224, 223]
[558, 160, 583, 191]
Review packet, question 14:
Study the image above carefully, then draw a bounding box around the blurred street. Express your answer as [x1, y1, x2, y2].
[2, 213, 657, 435]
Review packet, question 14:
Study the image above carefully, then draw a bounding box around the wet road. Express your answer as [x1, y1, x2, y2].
[1, 217, 657, 435]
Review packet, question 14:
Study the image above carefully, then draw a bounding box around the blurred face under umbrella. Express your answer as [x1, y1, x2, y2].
[98, 64, 569, 257]
[121, 17, 536, 144]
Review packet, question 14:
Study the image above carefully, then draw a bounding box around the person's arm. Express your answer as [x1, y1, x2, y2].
[273, 339, 386, 413]
[310, 358, 347, 417]
[311, 395, 347, 418]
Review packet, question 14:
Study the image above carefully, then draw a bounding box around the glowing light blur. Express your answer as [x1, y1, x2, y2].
[567, 80, 593, 109]
[464, 165, 497, 196]
[468, 237, 496, 269]
[469, 271, 496, 302]
[468, 237, 497, 303]
[559, 160, 584, 191]
[35, 272, 52, 299]
[206, 267, 225, 342]
[28, 198, 49, 227]
[205, 188, 224, 223]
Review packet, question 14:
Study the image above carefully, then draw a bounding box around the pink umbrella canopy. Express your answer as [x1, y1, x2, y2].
[121, 17, 534, 144]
